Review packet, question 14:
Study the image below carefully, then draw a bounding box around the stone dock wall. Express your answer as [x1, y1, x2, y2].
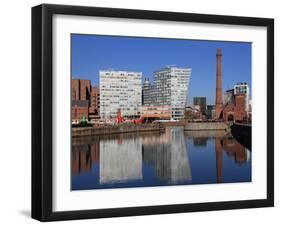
[72, 123, 162, 137]
[184, 122, 229, 131]
[184, 130, 230, 138]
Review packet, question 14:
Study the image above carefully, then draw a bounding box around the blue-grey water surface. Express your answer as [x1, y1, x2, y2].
[71, 127, 251, 190]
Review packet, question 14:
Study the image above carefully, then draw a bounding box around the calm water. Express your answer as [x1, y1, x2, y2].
[71, 127, 251, 190]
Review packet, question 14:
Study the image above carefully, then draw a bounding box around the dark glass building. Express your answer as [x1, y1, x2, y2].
[193, 97, 207, 114]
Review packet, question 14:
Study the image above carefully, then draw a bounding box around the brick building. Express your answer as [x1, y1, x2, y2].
[89, 86, 100, 120]
[222, 94, 247, 122]
[71, 79, 91, 101]
[72, 100, 89, 123]
[72, 79, 90, 122]
[72, 79, 80, 100]
[80, 80, 91, 100]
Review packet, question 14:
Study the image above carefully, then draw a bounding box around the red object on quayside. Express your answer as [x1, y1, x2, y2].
[116, 109, 144, 124]
[117, 110, 123, 123]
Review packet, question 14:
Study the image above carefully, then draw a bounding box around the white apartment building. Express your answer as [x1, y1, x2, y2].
[99, 70, 142, 119]
[143, 66, 192, 119]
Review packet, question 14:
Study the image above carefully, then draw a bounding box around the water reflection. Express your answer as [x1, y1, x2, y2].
[100, 138, 143, 184]
[193, 138, 207, 147]
[71, 127, 251, 190]
[71, 141, 99, 175]
[142, 128, 192, 184]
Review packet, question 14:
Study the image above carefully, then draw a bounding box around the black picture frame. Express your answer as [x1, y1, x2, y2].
[32, 3, 274, 222]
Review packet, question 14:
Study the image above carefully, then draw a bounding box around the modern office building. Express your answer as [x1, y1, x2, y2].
[234, 82, 250, 112]
[142, 78, 156, 106]
[99, 70, 142, 119]
[193, 97, 207, 114]
[143, 66, 192, 119]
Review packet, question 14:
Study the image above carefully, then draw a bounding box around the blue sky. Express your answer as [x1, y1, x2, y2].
[71, 34, 251, 105]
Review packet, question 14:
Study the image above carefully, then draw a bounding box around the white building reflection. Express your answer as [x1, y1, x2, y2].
[72, 127, 251, 189]
[99, 127, 192, 185]
[170, 128, 192, 183]
[143, 127, 192, 183]
[100, 138, 143, 184]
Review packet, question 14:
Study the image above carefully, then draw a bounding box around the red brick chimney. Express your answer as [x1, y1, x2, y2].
[215, 49, 223, 119]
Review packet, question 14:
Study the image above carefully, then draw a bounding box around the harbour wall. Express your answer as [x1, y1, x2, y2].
[184, 130, 230, 138]
[231, 122, 251, 150]
[184, 122, 229, 131]
[72, 123, 162, 137]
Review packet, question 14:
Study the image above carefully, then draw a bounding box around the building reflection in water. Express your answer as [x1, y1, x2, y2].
[215, 138, 223, 183]
[143, 127, 192, 184]
[72, 127, 192, 185]
[99, 138, 143, 184]
[71, 127, 251, 189]
[99, 127, 191, 184]
[71, 140, 99, 176]
[185, 130, 250, 184]
[215, 135, 250, 183]
[193, 138, 207, 147]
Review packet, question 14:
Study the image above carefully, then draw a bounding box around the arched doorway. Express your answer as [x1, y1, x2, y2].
[227, 114, 234, 121]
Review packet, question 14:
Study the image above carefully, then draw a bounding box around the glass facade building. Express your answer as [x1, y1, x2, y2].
[206, 105, 216, 119]
[142, 78, 156, 106]
[193, 97, 207, 114]
[143, 66, 192, 119]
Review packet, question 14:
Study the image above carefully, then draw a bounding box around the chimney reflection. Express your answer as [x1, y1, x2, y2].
[215, 138, 223, 183]
[71, 128, 250, 188]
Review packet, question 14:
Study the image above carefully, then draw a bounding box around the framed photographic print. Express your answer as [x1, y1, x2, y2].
[32, 4, 274, 221]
